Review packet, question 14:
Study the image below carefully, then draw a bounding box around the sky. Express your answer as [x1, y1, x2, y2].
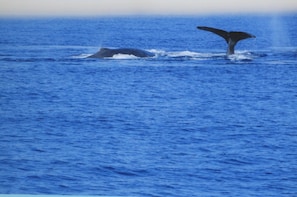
[0, 0, 297, 16]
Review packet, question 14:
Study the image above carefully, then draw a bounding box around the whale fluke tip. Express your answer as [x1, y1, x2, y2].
[197, 26, 256, 55]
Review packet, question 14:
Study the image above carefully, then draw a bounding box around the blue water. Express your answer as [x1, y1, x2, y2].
[1, 15, 297, 196]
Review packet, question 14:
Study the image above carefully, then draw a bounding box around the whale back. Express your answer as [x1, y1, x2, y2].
[88, 48, 113, 58]
[113, 48, 154, 57]
[89, 48, 154, 58]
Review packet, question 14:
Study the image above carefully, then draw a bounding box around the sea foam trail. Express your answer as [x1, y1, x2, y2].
[142, 49, 226, 60]
[78, 49, 253, 60]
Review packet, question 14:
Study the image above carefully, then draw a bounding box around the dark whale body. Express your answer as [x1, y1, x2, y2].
[197, 26, 256, 55]
[88, 48, 155, 58]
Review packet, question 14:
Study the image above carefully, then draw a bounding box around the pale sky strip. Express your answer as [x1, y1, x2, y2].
[0, 0, 296, 16]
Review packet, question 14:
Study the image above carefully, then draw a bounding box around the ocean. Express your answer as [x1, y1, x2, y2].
[0, 14, 297, 196]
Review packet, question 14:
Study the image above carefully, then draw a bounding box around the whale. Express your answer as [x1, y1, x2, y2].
[88, 47, 155, 58]
[197, 26, 256, 55]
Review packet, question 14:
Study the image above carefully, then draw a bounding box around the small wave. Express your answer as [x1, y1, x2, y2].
[71, 54, 92, 59]
[270, 46, 297, 52]
[271, 47, 297, 59]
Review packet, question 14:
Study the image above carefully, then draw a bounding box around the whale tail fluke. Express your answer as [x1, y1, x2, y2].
[197, 26, 255, 55]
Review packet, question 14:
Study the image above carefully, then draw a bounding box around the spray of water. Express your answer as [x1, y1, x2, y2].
[270, 15, 291, 48]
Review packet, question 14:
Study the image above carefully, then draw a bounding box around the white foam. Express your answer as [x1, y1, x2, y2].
[148, 49, 166, 57]
[111, 54, 139, 59]
[227, 53, 253, 61]
[167, 50, 200, 58]
[148, 49, 225, 59]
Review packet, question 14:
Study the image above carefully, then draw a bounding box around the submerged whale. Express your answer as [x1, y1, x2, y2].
[197, 26, 256, 55]
[88, 47, 155, 58]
